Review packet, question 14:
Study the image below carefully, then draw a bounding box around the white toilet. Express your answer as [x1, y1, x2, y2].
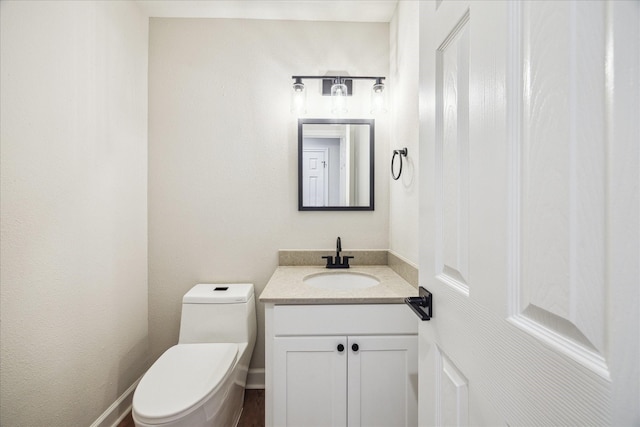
[132, 283, 257, 427]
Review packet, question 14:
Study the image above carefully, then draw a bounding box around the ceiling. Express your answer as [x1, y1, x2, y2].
[134, 0, 399, 23]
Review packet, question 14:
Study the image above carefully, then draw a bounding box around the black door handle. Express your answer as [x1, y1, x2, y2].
[337, 344, 345, 352]
[352, 343, 359, 352]
[405, 286, 432, 321]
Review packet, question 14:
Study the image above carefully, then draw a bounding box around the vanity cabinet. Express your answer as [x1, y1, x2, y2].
[264, 304, 418, 427]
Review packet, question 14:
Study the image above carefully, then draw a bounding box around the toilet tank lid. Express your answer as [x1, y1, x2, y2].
[183, 283, 254, 304]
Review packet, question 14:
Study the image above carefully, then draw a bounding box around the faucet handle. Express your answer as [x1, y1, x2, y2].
[322, 255, 334, 267]
[342, 255, 354, 267]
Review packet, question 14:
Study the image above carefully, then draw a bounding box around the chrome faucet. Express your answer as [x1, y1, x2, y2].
[322, 237, 353, 269]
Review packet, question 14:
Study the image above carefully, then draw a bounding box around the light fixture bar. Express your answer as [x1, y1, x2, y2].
[291, 75, 386, 81]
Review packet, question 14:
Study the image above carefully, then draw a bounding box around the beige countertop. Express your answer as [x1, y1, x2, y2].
[259, 265, 418, 304]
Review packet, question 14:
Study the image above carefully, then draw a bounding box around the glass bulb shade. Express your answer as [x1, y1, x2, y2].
[331, 82, 347, 97]
[291, 82, 306, 114]
[331, 83, 348, 114]
[371, 83, 387, 114]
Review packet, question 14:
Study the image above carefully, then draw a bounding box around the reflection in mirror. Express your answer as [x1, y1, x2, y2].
[298, 119, 374, 211]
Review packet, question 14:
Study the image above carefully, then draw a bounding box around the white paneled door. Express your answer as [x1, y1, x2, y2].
[418, 1, 639, 425]
[302, 148, 328, 207]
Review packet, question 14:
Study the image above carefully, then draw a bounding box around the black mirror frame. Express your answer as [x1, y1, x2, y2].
[298, 118, 375, 211]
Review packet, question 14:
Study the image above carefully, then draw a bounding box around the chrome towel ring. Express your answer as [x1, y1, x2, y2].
[391, 147, 408, 180]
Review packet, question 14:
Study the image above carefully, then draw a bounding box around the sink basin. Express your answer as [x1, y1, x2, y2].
[304, 272, 380, 290]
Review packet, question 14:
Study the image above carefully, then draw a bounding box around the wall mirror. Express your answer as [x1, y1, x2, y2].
[298, 119, 374, 211]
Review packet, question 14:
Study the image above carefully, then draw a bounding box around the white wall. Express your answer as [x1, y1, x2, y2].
[148, 18, 390, 369]
[0, 1, 149, 425]
[388, 1, 420, 265]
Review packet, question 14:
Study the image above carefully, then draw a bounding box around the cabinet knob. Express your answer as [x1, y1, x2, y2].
[352, 343, 359, 352]
[337, 344, 345, 352]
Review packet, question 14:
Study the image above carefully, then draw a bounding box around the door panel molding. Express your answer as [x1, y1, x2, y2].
[435, 346, 469, 427]
[435, 9, 471, 296]
[506, 0, 610, 379]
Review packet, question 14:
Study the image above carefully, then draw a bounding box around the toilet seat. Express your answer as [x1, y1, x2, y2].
[133, 343, 238, 425]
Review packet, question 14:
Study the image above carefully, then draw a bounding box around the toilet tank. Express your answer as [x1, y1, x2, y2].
[178, 283, 257, 345]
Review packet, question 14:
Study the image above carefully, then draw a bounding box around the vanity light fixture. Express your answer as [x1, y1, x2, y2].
[291, 75, 386, 115]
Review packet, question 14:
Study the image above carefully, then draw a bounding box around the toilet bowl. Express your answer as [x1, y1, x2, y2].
[132, 284, 256, 427]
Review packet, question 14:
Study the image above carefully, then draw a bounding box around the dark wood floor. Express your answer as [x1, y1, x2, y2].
[118, 389, 265, 427]
[237, 389, 265, 427]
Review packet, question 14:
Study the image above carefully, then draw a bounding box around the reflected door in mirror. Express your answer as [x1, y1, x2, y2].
[302, 147, 329, 206]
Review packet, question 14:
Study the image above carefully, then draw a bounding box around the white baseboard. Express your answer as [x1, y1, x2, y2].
[246, 368, 265, 389]
[90, 376, 141, 427]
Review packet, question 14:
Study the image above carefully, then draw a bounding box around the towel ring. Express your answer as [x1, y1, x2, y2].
[391, 148, 408, 180]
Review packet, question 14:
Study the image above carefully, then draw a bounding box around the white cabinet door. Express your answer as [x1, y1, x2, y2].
[347, 335, 418, 427]
[418, 0, 639, 425]
[272, 334, 418, 427]
[273, 336, 347, 427]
